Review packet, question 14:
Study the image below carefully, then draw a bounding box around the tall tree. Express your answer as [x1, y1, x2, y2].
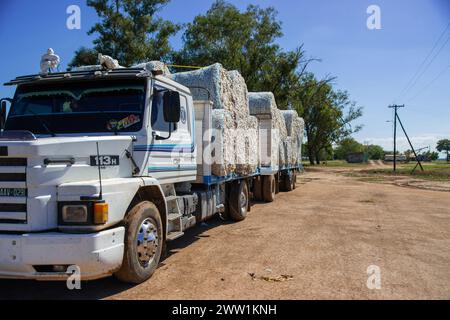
[291, 73, 363, 165]
[69, 0, 180, 68]
[367, 144, 385, 160]
[173, 0, 307, 108]
[436, 139, 450, 162]
[333, 138, 364, 160]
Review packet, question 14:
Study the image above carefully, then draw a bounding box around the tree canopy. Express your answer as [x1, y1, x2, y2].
[173, 0, 306, 108]
[367, 145, 385, 160]
[436, 139, 450, 162]
[290, 73, 363, 164]
[69, 0, 180, 67]
[436, 139, 450, 152]
[333, 138, 364, 161]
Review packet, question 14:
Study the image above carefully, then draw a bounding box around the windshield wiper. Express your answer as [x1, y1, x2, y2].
[27, 110, 55, 137]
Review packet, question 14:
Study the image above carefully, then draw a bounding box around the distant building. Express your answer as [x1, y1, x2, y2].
[384, 154, 407, 162]
[347, 152, 368, 163]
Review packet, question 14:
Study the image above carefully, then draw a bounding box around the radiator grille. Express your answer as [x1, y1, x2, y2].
[0, 157, 27, 224]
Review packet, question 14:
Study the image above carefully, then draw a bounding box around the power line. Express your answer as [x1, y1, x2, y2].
[395, 22, 450, 102]
[403, 35, 450, 99]
[407, 64, 450, 102]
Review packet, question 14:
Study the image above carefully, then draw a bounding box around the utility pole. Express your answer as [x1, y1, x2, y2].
[388, 104, 424, 173]
[388, 105, 404, 172]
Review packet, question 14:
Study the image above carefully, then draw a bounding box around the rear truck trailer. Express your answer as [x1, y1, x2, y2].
[0, 66, 303, 283]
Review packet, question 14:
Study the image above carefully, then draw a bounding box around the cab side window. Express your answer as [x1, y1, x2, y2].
[151, 88, 176, 133]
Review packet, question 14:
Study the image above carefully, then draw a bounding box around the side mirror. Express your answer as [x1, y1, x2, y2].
[1, 100, 7, 130]
[163, 91, 181, 123]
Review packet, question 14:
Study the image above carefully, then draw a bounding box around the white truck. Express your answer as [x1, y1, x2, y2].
[0, 66, 302, 283]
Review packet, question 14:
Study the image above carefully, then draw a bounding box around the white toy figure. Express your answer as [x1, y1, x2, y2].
[98, 53, 120, 70]
[40, 48, 60, 74]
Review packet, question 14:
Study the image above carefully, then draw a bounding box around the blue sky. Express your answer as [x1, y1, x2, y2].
[0, 0, 449, 154]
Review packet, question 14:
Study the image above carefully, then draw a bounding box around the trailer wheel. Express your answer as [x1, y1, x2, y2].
[262, 175, 276, 202]
[292, 170, 297, 190]
[115, 201, 163, 284]
[229, 180, 249, 221]
[253, 176, 263, 201]
[282, 171, 294, 192]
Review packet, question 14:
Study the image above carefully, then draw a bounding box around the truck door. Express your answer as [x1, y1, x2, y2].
[146, 84, 196, 183]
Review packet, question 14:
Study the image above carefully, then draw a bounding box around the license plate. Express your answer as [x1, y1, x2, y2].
[0, 188, 27, 197]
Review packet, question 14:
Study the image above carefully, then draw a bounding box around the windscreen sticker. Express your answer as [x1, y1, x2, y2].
[107, 114, 141, 131]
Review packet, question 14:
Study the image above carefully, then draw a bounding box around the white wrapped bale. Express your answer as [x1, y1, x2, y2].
[249, 92, 288, 167]
[248, 92, 287, 140]
[227, 70, 250, 121]
[283, 137, 293, 167]
[172, 65, 257, 176]
[211, 109, 236, 177]
[133, 61, 171, 76]
[282, 110, 305, 166]
[170, 63, 235, 113]
[235, 116, 259, 175]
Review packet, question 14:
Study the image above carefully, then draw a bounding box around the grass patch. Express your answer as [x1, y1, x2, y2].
[360, 162, 450, 181]
[302, 160, 368, 168]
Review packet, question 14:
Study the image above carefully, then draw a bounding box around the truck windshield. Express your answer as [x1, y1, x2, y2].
[5, 79, 146, 134]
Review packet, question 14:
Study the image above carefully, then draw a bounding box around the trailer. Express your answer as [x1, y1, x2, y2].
[0, 63, 303, 283]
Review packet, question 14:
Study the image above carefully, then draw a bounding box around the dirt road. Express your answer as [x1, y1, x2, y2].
[1, 168, 449, 300]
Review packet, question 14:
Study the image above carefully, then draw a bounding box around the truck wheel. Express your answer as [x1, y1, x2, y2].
[115, 201, 163, 284]
[292, 171, 297, 190]
[229, 180, 249, 221]
[253, 176, 263, 201]
[283, 171, 294, 192]
[262, 175, 276, 202]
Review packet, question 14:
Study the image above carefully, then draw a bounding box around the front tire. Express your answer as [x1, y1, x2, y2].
[115, 201, 163, 284]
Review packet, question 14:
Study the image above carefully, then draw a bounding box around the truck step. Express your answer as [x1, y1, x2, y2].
[165, 196, 178, 202]
[168, 213, 182, 221]
[166, 231, 184, 241]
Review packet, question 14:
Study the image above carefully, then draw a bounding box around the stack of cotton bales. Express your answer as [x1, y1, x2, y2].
[248, 92, 288, 168]
[170, 63, 258, 176]
[282, 110, 305, 166]
[210, 109, 236, 176]
[228, 70, 259, 175]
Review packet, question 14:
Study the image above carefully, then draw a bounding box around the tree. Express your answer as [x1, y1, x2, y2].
[69, 47, 99, 67]
[367, 145, 385, 160]
[423, 151, 439, 161]
[173, 0, 308, 108]
[291, 73, 363, 164]
[69, 0, 180, 68]
[334, 138, 364, 160]
[436, 139, 450, 162]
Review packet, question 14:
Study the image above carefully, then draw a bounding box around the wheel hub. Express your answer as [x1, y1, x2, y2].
[240, 189, 248, 215]
[136, 218, 158, 267]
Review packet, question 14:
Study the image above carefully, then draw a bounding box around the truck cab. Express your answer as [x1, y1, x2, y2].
[0, 67, 198, 282]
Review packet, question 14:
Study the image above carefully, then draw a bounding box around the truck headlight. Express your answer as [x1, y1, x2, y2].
[62, 205, 88, 223]
[58, 201, 108, 226]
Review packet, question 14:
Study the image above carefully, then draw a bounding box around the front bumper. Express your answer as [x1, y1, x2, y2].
[0, 227, 125, 281]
